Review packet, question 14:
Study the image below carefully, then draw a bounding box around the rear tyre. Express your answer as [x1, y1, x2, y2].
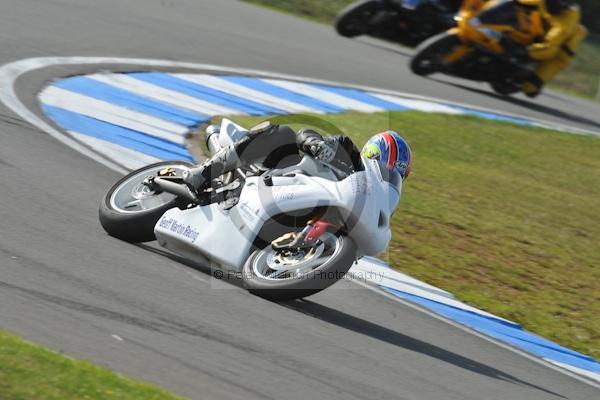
[491, 81, 520, 96]
[335, 0, 381, 38]
[242, 233, 356, 301]
[99, 161, 194, 243]
[411, 32, 461, 76]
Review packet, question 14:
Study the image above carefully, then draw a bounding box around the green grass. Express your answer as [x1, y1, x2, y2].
[0, 330, 184, 400]
[552, 36, 600, 98]
[243, 0, 600, 100]
[231, 111, 600, 359]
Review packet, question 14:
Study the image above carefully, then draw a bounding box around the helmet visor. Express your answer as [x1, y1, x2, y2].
[376, 160, 402, 193]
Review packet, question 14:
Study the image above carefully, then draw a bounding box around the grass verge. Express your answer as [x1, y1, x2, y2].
[242, 0, 600, 100]
[0, 329, 184, 400]
[231, 111, 600, 359]
[553, 36, 600, 99]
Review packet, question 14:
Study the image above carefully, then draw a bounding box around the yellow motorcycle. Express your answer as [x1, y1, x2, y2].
[410, 0, 547, 95]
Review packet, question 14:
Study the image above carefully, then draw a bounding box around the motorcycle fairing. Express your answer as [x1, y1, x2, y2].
[154, 157, 400, 271]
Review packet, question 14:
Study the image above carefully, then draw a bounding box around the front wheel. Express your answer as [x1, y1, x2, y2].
[242, 233, 357, 301]
[334, 0, 381, 38]
[99, 161, 194, 243]
[411, 32, 461, 76]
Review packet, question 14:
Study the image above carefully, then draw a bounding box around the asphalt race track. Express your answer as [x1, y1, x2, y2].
[1, 1, 600, 399]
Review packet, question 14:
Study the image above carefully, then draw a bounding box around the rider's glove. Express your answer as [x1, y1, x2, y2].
[307, 139, 336, 163]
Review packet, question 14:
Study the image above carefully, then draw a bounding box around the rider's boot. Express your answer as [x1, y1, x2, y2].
[183, 121, 278, 192]
[183, 145, 240, 192]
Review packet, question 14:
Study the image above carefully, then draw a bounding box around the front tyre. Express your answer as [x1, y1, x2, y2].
[242, 233, 357, 301]
[99, 161, 194, 243]
[334, 0, 381, 38]
[411, 32, 461, 76]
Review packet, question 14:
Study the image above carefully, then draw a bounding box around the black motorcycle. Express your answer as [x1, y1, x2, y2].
[335, 0, 459, 47]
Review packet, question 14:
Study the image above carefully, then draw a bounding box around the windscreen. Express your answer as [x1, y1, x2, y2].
[478, 0, 520, 28]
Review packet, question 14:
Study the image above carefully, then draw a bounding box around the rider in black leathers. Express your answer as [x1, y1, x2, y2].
[183, 123, 362, 191]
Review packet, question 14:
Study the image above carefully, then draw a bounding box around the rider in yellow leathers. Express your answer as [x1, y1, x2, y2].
[521, 0, 587, 97]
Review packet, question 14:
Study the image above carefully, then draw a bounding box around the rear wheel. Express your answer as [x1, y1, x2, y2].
[491, 81, 520, 96]
[335, 0, 381, 38]
[99, 161, 194, 243]
[242, 233, 356, 301]
[411, 32, 461, 76]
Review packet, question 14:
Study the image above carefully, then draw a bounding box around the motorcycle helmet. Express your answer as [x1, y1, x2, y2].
[361, 131, 413, 180]
[546, 0, 574, 14]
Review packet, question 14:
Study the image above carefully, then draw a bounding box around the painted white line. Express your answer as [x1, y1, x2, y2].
[371, 92, 465, 115]
[546, 360, 600, 383]
[0, 59, 129, 173]
[263, 78, 384, 113]
[69, 131, 162, 170]
[40, 86, 187, 145]
[376, 281, 512, 321]
[89, 74, 243, 117]
[174, 73, 321, 115]
[2, 56, 596, 135]
[353, 257, 454, 298]
[353, 258, 515, 324]
[352, 279, 600, 389]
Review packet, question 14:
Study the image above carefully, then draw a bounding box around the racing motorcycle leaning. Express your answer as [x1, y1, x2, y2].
[99, 119, 402, 301]
[411, 0, 547, 96]
[335, 0, 458, 47]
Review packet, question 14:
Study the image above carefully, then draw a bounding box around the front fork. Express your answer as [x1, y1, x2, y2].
[272, 220, 341, 252]
[304, 221, 339, 243]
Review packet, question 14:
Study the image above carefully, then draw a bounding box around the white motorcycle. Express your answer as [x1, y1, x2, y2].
[99, 119, 401, 300]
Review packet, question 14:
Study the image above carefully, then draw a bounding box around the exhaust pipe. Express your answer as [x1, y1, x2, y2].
[152, 177, 198, 203]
